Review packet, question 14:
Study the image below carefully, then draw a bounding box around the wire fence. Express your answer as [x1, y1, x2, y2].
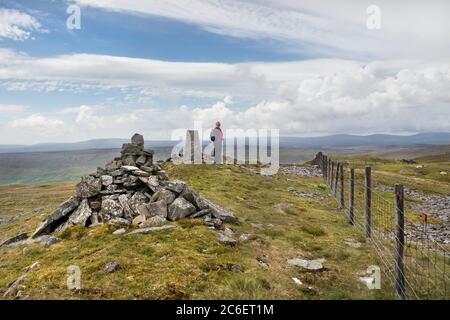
[314, 152, 449, 299]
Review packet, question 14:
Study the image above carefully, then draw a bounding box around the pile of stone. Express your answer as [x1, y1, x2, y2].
[31, 133, 236, 239]
[280, 165, 322, 177]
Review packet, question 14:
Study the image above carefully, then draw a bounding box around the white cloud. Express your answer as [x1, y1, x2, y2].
[0, 9, 42, 41]
[8, 114, 64, 130]
[0, 104, 27, 112]
[75, 0, 450, 59]
[0, 48, 449, 143]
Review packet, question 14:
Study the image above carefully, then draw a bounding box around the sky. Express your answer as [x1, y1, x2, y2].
[0, 0, 449, 144]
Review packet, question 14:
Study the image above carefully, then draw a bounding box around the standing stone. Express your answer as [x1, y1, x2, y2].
[76, 176, 102, 198]
[131, 133, 144, 146]
[167, 197, 196, 221]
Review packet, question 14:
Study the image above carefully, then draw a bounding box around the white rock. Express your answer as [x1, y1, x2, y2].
[292, 277, 303, 286]
[287, 258, 325, 270]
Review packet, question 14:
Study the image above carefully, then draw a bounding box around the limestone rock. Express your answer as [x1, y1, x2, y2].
[141, 215, 166, 227]
[113, 228, 126, 235]
[287, 258, 325, 270]
[108, 217, 131, 227]
[105, 261, 120, 273]
[0, 232, 28, 247]
[101, 199, 123, 218]
[69, 199, 92, 226]
[164, 180, 186, 194]
[216, 231, 237, 246]
[32, 196, 80, 238]
[101, 175, 113, 187]
[131, 133, 144, 146]
[76, 176, 102, 198]
[132, 215, 146, 226]
[168, 197, 196, 221]
[146, 200, 168, 217]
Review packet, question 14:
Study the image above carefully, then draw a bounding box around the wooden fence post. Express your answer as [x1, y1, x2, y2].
[328, 159, 331, 186]
[365, 166, 372, 238]
[334, 163, 339, 197]
[339, 164, 345, 209]
[323, 156, 328, 181]
[349, 168, 355, 225]
[330, 161, 335, 190]
[395, 184, 406, 299]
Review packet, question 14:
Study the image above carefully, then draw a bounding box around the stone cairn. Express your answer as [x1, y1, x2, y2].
[31, 133, 236, 238]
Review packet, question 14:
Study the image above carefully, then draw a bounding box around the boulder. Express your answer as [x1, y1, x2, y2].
[141, 215, 166, 227]
[199, 197, 237, 223]
[118, 194, 133, 218]
[132, 215, 146, 226]
[167, 197, 196, 221]
[105, 160, 122, 172]
[121, 143, 142, 155]
[76, 176, 102, 198]
[69, 199, 92, 226]
[100, 199, 123, 218]
[105, 261, 120, 273]
[32, 196, 80, 238]
[108, 217, 131, 227]
[135, 155, 147, 166]
[131, 133, 144, 146]
[132, 170, 150, 177]
[164, 180, 186, 194]
[152, 189, 176, 205]
[216, 231, 237, 246]
[113, 228, 126, 235]
[122, 155, 137, 166]
[146, 200, 168, 217]
[287, 258, 325, 270]
[101, 175, 113, 187]
[0, 232, 28, 247]
[128, 192, 148, 215]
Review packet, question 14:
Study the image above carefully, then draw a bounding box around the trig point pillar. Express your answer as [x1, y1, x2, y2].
[184, 130, 202, 164]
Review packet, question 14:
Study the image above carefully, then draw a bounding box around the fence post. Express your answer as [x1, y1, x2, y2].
[323, 156, 327, 181]
[328, 159, 331, 186]
[334, 163, 339, 197]
[365, 166, 372, 238]
[349, 168, 355, 225]
[339, 164, 345, 209]
[395, 184, 406, 299]
[330, 161, 335, 190]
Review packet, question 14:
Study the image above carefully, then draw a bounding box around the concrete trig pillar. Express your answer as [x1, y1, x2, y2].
[184, 130, 202, 164]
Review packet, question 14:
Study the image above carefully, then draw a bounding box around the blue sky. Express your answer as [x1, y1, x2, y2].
[0, 0, 450, 143]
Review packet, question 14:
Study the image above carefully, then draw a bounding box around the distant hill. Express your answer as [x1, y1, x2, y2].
[0, 132, 449, 154]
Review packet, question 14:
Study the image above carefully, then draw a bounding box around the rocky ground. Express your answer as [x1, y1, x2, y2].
[280, 165, 323, 177]
[378, 185, 450, 244]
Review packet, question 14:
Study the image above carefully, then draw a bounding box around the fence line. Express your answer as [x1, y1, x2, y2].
[314, 152, 449, 299]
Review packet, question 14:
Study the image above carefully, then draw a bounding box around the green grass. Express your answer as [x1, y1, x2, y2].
[0, 163, 402, 300]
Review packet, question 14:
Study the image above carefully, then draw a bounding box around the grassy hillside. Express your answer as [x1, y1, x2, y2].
[0, 164, 394, 300]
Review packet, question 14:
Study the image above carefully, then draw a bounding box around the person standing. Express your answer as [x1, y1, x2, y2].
[210, 121, 223, 164]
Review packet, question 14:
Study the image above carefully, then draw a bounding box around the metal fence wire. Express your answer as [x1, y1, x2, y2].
[316, 153, 449, 299]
